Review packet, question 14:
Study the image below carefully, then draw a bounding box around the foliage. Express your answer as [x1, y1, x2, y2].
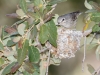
[84, 1, 100, 75]
[0, 0, 100, 75]
[0, 0, 66, 75]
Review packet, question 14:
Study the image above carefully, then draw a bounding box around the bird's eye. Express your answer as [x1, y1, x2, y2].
[62, 18, 65, 21]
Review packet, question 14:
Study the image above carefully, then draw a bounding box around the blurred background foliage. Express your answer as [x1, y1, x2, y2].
[0, 0, 100, 75]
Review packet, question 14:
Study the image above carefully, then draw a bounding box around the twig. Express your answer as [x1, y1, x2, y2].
[45, 50, 50, 75]
[40, 48, 49, 53]
[92, 66, 100, 75]
[82, 36, 86, 71]
[11, 17, 28, 27]
[83, 29, 92, 36]
[90, 33, 96, 44]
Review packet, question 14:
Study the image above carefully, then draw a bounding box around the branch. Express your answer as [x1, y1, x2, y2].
[83, 29, 92, 36]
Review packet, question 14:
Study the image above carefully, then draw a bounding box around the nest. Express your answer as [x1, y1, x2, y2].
[50, 27, 83, 59]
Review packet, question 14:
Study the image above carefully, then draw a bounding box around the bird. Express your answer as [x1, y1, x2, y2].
[57, 11, 82, 29]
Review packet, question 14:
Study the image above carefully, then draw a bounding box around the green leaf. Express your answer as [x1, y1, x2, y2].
[0, 58, 4, 66]
[50, 58, 61, 65]
[46, 20, 57, 47]
[33, 71, 39, 75]
[40, 60, 47, 75]
[2, 62, 16, 75]
[87, 43, 98, 50]
[28, 46, 40, 63]
[7, 40, 16, 47]
[0, 41, 4, 50]
[1, 26, 7, 40]
[31, 0, 44, 14]
[31, 25, 38, 40]
[17, 39, 29, 64]
[32, 0, 43, 6]
[92, 24, 100, 33]
[91, 12, 100, 22]
[95, 45, 100, 60]
[3, 37, 11, 46]
[23, 71, 30, 75]
[39, 24, 48, 44]
[87, 64, 95, 74]
[19, 0, 27, 13]
[48, 0, 67, 5]
[89, 1, 100, 12]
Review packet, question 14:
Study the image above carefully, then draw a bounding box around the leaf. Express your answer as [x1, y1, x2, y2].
[87, 43, 98, 50]
[50, 58, 61, 65]
[7, 56, 17, 62]
[6, 13, 19, 18]
[87, 64, 95, 74]
[19, 0, 27, 13]
[39, 24, 48, 44]
[33, 71, 39, 75]
[95, 45, 100, 60]
[7, 40, 16, 47]
[16, 9, 28, 19]
[10, 62, 21, 73]
[5, 26, 17, 35]
[17, 39, 29, 64]
[13, 36, 21, 43]
[23, 71, 30, 75]
[86, 37, 98, 45]
[48, 0, 67, 5]
[92, 24, 100, 33]
[89, 1, 100, 12]
[23, 62, 34, 73]
[83, 20, 91, 32]
[1, 62, 16, 75]
[0, 41, 4, 50]
[40, 60, 47, 75]
[91, 12, 100, 22]
[32, 0, 43, 6]
[28, 46, 40, 63]
[31, 25, 38, 40]
[1, 26, 7, 40]
[17, 23, 26, 35]
[46, 20, 57, 47]
[0, 58, 4, 66]
[3, 37, 11, 46]
[84, 0, 92, 9]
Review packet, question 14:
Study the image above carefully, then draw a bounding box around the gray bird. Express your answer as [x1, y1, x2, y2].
[57, 11, 82, 29]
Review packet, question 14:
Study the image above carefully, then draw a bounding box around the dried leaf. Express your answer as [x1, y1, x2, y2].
[6, 13, 19, 18]
[17, 39, 29, 64]
[5, 27, 17, 34]
[17, 23, 26, 35]
[83, 20, 91, 32]
[1, 62, 16, 75]
[18, 39, 23, 49]
[11, 62, 21, 73]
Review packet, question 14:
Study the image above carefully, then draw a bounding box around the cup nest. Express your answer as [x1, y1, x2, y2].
[50, 27, 83, 59]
